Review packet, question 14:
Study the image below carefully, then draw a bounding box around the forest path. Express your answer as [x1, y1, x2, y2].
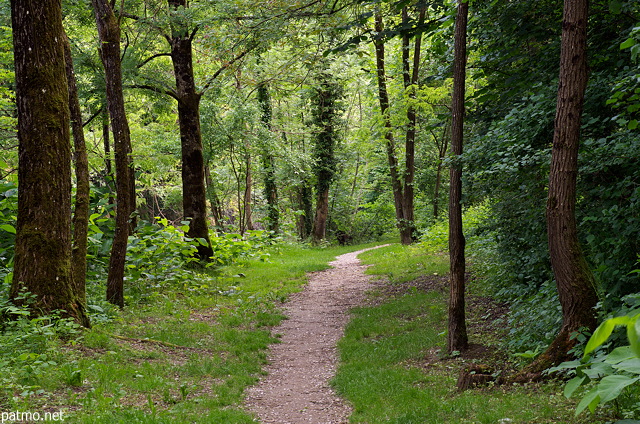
[244, 245, 389, 423]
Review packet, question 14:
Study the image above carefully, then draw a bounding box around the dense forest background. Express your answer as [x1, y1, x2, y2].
[0, 0, 639, 419]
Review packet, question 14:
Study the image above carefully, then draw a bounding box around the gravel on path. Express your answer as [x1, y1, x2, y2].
[244, 245, 389, 424]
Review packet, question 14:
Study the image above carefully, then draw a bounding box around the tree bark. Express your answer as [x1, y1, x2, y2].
[310, 72, 341, 244]
[257, 82, 279, 233]
[92, 0, 135, 308]
[517, 0, 598, 378]
[63, 31, 90, 310]
[448, 0, 469, 354]
[433, 125, 449, 220]
[312, 188, 330, 242]
[10, 0, 89, 326]
[168, 0, 213, 258]
[374, 12, 411, 245]
[243, 145, 254, 233]
[401, 7, 425, 243]
[102, 108, 114, 207]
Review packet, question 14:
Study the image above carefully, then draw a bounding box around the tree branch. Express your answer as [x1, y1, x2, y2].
[200, 48, 252, 94]
[137, 52, 172, 69]
[127, 84, 179, 101]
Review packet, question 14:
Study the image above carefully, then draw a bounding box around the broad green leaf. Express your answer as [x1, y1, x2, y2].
[0, 223, 15, 234]
[621, 38, 636, 50]
[575, 388, 600, 416]
[583, 362, 615, 380]
[585, 316, 632, 357]
[612, 358, 640, 375]
[564, 376, 586, 398]
[605, 346, 635, 364]
[597, 375, 640, 403]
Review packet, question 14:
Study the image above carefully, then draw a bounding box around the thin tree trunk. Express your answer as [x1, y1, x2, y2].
[516, 0, 598, 379]
[374, 11, 411, 245]
[205, 165, 224, 230]
[10, 0, 89, 326]
[168, 0, 213, 258]
[244, 146, 254, 232]
[448, 0, 469, 354]
[432, 125, 449, 220]
[102, 109, 115, 207]
[257, 82, 279, 233]
[92, 0, 135, 308]
[64, 31, 90, 309]
[298, 183, 313, 239]
[401, 7, 426, 243]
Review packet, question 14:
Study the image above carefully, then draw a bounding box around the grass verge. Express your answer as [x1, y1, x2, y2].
[333, 244, 616, 424]
[1, 241, 381, 423]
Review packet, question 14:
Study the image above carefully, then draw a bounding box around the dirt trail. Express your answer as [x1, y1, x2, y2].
[244, 245, 388, 424]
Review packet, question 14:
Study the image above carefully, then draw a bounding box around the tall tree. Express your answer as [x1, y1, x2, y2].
[400, 5, 426, 242]
[10, 0, 89, 326]
[372, 9, 420, 245]
[92, 0, 136, 308]
[63, 31, 90, 307]
[166, 0, 213, 258]
[257, 81, 280, 233]
[518, 0, 598, 377]
[448, 0, 469, 353]
[311, 70, 343, 243]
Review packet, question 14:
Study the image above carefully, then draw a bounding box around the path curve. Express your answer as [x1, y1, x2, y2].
[244, 245, 388, 423]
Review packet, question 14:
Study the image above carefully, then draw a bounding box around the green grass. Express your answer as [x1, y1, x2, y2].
[0, 241, 382, 423]
[359, 244, 449, 283]
[333, 244, 616, 424]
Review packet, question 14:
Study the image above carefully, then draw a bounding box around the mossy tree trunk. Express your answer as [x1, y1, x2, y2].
[63, 31, 90, 308]
[448, 0, 469, 354]
[517, 0, 598, 378]
[92, 0, 135, 308]
[311, 71, 343, 243]
[10, 0, 89, 327]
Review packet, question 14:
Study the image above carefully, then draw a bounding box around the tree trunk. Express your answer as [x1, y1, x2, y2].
[64, 31, 90, 310]
[312, 188, 330, 242]
[401, 7, 426, 243]
[243, 147, 254, 232]
[10, 0, 89, 326]
[310, 71, 342, 244]
[92, 0, 135, 308]
[102, 110, 115, 207]
[168, 0, 213, 259]
[257, 82, 279, 233]
[448, 0, 469, 354]
[205, 165, 224, 231]
[517, 0, 598, 378]
[374, 12, 411, 245]
[433, 125, 449, 220]
[298, 183, 313, 240]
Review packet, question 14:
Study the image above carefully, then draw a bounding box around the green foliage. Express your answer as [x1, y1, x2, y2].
[0, 289, 82, 404]
[555, 303, 640, 420]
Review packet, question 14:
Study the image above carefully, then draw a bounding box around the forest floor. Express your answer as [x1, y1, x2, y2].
[244, 245, 388, 423]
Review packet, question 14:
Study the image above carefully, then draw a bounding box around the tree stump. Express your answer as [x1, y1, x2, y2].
[456, 364, 496, 391]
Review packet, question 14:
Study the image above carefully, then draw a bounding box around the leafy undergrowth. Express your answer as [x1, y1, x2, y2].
[0, 241, 381, 423]
[332, 244, 618, 424]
